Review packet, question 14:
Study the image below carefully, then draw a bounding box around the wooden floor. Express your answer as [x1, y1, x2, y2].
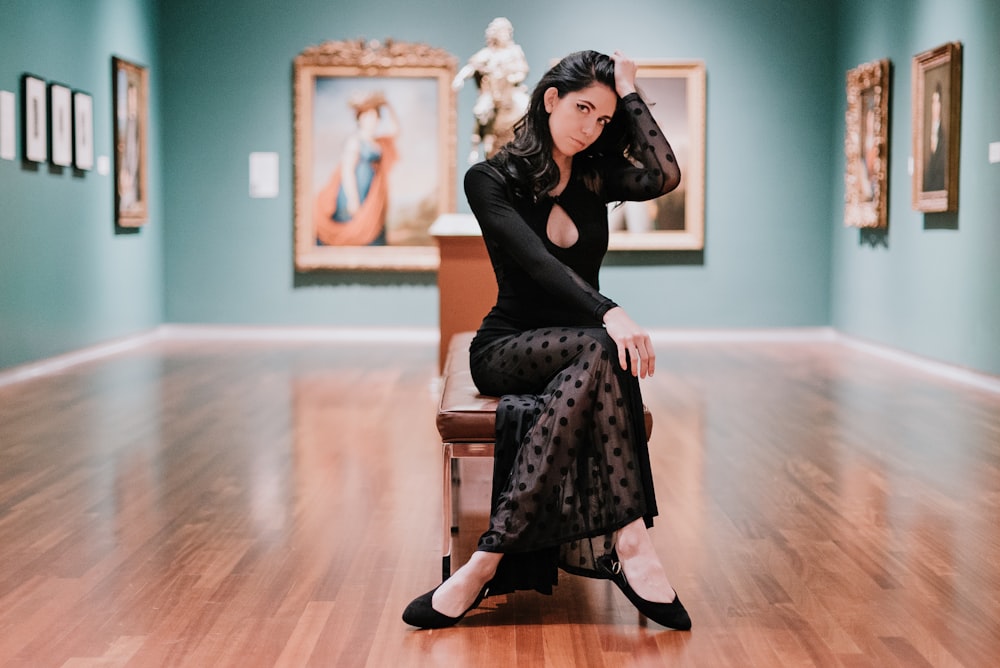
[1, 336, 999, 667]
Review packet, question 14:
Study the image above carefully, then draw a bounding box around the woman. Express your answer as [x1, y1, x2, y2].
[923, 82, 946, 192]
[403, 50, 690, 631]
[314, 90, 398, 246]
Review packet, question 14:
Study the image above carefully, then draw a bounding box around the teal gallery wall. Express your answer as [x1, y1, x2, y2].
[0, 0, 163, 368]
[831, 0, 1000, 376]
[1, 0, 998, 376]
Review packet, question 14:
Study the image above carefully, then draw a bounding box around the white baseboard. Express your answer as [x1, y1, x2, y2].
[1, 325, 997, 394]
[835, 333, 1000, 394]
[157, 324, 439, 344]
[649, 327, 837, 343]
[0, 325, 438, 388]
[0, 330, 165, 388]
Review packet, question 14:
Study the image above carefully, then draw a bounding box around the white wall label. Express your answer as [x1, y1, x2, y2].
[249, 152, 279, 198]
[989, 142, 1000, 164]
[0, 91, 15, 161]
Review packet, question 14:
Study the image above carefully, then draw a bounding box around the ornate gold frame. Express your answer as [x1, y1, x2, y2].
[608, 60, 706, 251]
[293, 39, 457, 271]
[911, 42, 962, 213]
[844, 58, 890, 229]
[112, 56, 149, 228]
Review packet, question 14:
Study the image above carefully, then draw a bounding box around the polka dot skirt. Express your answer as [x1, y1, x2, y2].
[470, 326, 658, 595]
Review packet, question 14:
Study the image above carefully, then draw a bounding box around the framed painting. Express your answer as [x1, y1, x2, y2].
[911, 42, 962, 213]
[607, 60, 706, 251]
[844, 58, 890, 228]
[73, 90, 94, 171]
[21, 74, 47, 163]
[293, 39, 457, 271]
[48, 82, 73, 167]
[112, 56, 149, 227]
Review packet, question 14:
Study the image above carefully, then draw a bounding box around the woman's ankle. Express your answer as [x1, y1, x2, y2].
[433, 552, 500, 615]
[466, 550, 502, 580]
[615, 518, 648, 558]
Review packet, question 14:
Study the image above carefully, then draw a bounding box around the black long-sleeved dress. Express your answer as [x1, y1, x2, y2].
[464, 92, 681, 596]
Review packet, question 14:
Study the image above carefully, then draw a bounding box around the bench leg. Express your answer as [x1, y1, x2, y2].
[450, 457, 461, 532]
[442, 443, 453, 581]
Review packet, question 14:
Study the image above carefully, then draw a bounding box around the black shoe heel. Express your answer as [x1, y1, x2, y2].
[597, 552, 692, 630]
[402, 583, 489, 629]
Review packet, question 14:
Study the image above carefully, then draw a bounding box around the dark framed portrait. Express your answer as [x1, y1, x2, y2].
[48, 82, 73, 167]
[911, 42, 962, 213]
[73, 91, 94, 171]
[112, 56, 149, 227]
[844, 58, 890, 228]
[21, 74, 48, 163]
[293, 39, 457, 271]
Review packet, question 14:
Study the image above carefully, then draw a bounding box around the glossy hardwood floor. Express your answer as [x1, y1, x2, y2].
[1, 335, 998, 667]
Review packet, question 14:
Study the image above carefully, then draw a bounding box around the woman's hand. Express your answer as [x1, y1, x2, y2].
[611, 51, 638, 98]
[603, 306, 655, 378]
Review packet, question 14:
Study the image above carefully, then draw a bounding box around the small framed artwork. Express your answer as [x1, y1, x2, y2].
[73, 91, 94, 171]
[112, 56, 149, 227]
[911, 42, 962, 213]
[48, 82, 73, 167]
[607, 61, 706, 251]
[844, 58, 890, 228]
[293, 38, 457, 271]
[21, 74, 47, 163]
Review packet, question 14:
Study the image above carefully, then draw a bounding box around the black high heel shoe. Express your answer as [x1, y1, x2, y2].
[402, 582, 490, 629]
[597, 551, 692, 630]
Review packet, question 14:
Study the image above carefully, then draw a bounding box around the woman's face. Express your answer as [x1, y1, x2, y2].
[544, 83, 617, 160]
[358, 108, 379, 133]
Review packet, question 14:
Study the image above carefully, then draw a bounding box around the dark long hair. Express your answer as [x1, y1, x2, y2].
[488, 50, 636, 201]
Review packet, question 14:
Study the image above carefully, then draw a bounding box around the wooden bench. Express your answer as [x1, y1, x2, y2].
[436, 331, 653, 582]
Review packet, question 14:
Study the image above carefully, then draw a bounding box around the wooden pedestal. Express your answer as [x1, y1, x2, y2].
[431, 214, 496, 373]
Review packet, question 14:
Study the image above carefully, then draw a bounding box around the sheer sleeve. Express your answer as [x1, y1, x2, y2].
[603, 92, 681, 202]
[465, 165, 618, 322]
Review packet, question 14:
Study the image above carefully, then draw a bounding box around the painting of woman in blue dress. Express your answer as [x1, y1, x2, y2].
[315, 90, 399, 246]
[295, 45, 454, 269]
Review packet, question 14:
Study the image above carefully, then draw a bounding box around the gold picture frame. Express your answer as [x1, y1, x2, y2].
[844, 58, 890, 228]
[911, 42, 962, 213]
[112, 56, 149, 228]
[608, 60, 706, 251]
[293, 39, 457, 271]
